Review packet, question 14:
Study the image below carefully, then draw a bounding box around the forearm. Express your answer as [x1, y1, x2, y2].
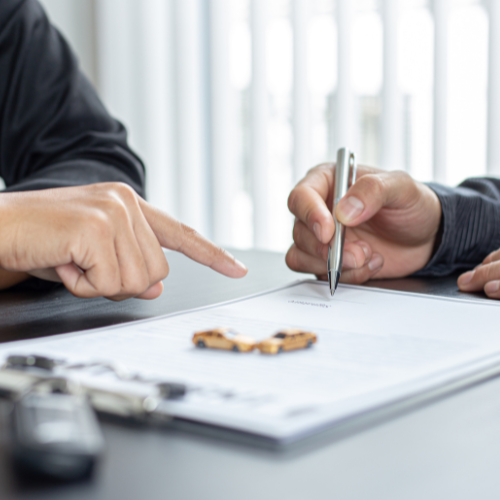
[415, 178, 500, 277]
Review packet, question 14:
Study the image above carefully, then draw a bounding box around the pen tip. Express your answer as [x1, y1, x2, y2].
[329, 272, 340, 297]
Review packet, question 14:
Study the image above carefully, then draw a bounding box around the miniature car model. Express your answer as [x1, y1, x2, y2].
[256, 328, 317, 354]
[192, 328, 257, 352]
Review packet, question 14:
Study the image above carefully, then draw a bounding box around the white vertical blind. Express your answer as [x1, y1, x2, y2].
[95, 0, 139, 138]
[432, 0, 450, 184]
[209, 0, 236, 245]
[39, 0, 97, 85]
[250, 0, 269, 248]
[487, 0, 500, 176]
[39, 0, 500, 252]
[135, 0, 174, 214]
[381, 0, 401, 171]
[334, 0, 355, 155]
[292, 0, 311, 183]
[96, 0, 175, 214]
[173, 0, 209, 234]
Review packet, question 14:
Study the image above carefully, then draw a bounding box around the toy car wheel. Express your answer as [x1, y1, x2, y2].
[307, 340, 312, 348]
[197, 340, 206, 348]
[232, 345, 239, 353]
[278, 346, 283, 354]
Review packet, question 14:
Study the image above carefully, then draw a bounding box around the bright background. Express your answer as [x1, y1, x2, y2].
[37, 0, 495, 252]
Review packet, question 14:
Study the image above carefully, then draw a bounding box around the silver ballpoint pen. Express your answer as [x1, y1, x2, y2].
[328, 148, 357, 296]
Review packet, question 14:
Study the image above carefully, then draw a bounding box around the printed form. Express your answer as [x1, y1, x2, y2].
[1, 280, 500, 443]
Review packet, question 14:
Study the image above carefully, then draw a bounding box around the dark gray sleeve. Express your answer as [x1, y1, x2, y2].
[0, 0, 145, 196]
[414, 178, 500, 277]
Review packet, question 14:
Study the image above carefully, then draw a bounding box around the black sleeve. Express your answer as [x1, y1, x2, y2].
[0, 0, 145, 195]
[414, 178, 500, 277]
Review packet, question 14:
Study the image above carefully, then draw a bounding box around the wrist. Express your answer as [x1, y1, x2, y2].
[412, 182, 456, 277]
[0, 193, 17, 269]
[419, 182, 443, 262]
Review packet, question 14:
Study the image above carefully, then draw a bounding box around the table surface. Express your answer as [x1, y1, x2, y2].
[1, 249, 499, 500]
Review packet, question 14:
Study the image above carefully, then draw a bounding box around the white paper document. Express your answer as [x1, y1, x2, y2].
[1, 280, 500, 443]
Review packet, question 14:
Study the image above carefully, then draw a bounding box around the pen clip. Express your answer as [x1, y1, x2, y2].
[349, 152, 357, 187]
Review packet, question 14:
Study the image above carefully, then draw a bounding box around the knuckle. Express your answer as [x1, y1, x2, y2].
[393, 170, 411, 182]
[292, 220, 301, 242]
[136, 272, 151, 292]
[287, 187, 301, 214]
[305, 163, 333, 179]
[98, 183, 138, 216]
[483, 262, 500, 282]
[87, 211, 113, 238]
[285, 247, 299, 271]
[358, 174, 384, 198]
[150, 250, 170, 283]
[161, 259, 170, 280]
[484, 248, 500, 264]
[105, 279, 122, 297]
[124, 275, 149, 296]
[474, 265, 490, 283]
[104, 198, 129, 221]
[101, 268, 122, 296]
[394, 170, 417, 194]
[111, 182, 137, 201]
[294, 163, 331, 187]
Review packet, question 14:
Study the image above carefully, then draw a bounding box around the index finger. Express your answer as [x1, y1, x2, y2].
[139, 199, 247, 278]
[287, 163, 379, 244]
[287, 164, 335, 244]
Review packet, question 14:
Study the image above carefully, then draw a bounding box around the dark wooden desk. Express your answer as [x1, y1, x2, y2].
[1, 250, 499, 500]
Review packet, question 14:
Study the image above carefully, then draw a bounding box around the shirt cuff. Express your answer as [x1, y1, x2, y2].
[414, 180, 500, 277]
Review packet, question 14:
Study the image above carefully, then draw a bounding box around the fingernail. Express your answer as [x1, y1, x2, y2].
[337, 196, 364, 223]
[459, 270, 474, 286]
[313, 222, 322, 241]
[343, 251, 357, 269]
[485, 281, 500, 294]
[368, 254, 383, 271]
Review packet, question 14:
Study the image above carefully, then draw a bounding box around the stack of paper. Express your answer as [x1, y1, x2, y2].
[1, 281, 499, 444]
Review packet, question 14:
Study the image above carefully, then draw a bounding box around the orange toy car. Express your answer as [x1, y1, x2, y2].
[256, 328, 317, 354]
[192, 327, 257, 353]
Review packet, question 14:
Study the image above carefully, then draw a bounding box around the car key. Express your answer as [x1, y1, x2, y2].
[11, 381, 104, 480]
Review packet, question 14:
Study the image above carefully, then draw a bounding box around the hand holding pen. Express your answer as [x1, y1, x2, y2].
[285, 160, 442, 285]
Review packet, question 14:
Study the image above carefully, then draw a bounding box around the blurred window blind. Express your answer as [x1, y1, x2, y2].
[38, 0, 494, 251]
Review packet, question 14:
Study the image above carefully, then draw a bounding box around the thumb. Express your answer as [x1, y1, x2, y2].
[335, 171, 414, 226]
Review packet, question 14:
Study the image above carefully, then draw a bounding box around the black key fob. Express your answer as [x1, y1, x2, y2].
[11, 391, 104, 480]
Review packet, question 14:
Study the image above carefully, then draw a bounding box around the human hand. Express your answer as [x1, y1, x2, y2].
[0, 183, 247, 300]
[457, 249, 500, 299]
[286, 164, 442, 283]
